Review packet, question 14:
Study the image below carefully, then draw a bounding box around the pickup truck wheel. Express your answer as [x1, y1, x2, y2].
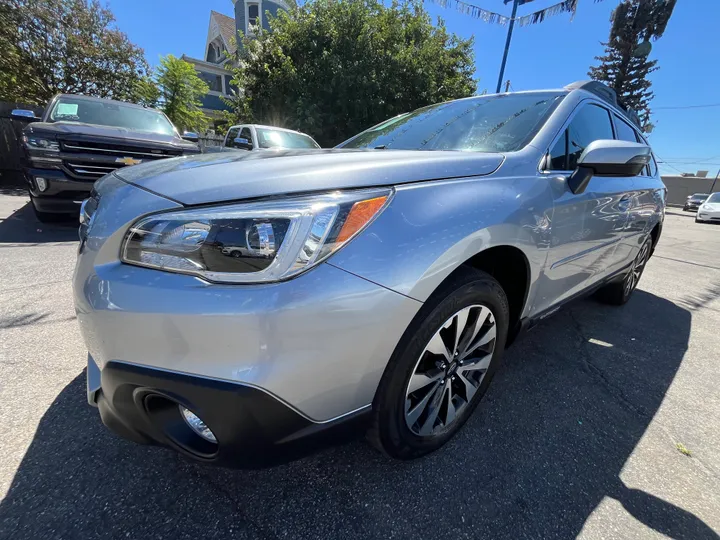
[596, 236, 652, 306]
[368, 267, 509, 460]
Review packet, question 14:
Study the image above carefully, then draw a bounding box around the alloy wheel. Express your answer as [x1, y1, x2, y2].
[404, 304, 496, 436]
[624, 240, 651, 296]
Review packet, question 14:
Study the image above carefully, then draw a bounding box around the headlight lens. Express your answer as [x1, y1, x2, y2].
[23, 135, 60, 152]
[121, 188, 392, 283]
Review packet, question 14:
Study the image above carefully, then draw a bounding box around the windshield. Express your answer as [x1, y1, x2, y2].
[693, 193, 710, 199]
[256, 128, 320, 149]
[338, 92, 564, 152]
[48, 96, 176, 136]
[706, 193, 720, 203]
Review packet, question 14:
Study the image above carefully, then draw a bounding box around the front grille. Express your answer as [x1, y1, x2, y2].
[65, 161, 122, 180]
[59, 139, 181, 180]
[61, 140, 182, 159]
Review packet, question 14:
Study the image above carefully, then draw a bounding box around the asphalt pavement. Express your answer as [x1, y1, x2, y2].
[0, 191, 718, 539]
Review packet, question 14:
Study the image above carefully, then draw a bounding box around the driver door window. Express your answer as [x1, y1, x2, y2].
[225, 127, 239, 147]
[547, 104, 614, 170]
[239, 127, 254, 149]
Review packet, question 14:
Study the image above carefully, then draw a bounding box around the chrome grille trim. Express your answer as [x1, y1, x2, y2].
[62, 143, 173, 158]
[65, 162, 122, 179]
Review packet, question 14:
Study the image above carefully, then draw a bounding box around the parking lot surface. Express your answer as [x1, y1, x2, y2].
[0, 192, 718, 539]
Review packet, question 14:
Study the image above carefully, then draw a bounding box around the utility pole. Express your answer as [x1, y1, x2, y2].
[496, 0, 519, 94]
[710, 169, 720, 193]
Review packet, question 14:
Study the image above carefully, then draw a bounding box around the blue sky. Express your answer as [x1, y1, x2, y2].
[111, 0, 720, 177]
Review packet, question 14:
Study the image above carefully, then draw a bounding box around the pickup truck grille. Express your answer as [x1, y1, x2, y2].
[61, 140, 182, 159]
[60, 140, 182, 180]
[66, 161, 128, 180]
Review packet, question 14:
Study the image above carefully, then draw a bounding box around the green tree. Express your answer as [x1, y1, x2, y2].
[0, 0, 149, 105]
[225, 0, 476, 146]
[130, 76, 161, 108]
[588, 0, 677, 130]
[155, 55, 210, 133]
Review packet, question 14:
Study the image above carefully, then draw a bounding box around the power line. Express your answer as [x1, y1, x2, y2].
[654, 103, 720, 110]
[656, 157, 690, 175]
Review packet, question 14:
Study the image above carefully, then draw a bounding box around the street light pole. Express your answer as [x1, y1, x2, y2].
[496, 0, 519, 94]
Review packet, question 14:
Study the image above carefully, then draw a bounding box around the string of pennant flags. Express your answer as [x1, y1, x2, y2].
[430, 0, 596, 28]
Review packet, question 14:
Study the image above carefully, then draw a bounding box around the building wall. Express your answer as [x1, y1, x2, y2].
[234, 0, 287, 43]
[234, 0, 246, 39]
[262, 2, 283, 30]
[661, 175, 720, 205]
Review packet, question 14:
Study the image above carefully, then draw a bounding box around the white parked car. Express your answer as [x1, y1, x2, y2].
[696, 192, 720, 223]
[221, 124, 320, 151]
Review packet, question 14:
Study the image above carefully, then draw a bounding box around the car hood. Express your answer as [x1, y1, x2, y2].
[26, 122, 197, 151]
[114, 149, 505, 205]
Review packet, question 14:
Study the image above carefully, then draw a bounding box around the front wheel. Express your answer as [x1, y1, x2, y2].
[368, 268, 509, 460]
[596, 236, 652, 305]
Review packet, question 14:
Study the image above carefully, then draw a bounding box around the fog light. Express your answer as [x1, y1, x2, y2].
[35, 177, 48, 192]
[179, 406, 216, 443]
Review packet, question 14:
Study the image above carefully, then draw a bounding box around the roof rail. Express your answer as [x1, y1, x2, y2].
[564, 80, 642, 129]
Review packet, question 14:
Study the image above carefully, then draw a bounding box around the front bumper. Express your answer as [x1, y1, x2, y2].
[25, 167, 93, 214]
[87, 356, 370, 468]
[74, 175, 421, 464]
[696, 209, 720, 222]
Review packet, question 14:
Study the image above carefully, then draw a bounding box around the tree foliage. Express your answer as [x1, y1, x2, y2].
[0, 0, 150, 105]
[129, 76, 161, 109]
[154, 55, 210, 133]
[588, 0, 676, 130]
[225, 0, 476, 146]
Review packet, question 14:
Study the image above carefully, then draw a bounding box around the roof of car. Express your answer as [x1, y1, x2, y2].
[229, 124, 313, 136]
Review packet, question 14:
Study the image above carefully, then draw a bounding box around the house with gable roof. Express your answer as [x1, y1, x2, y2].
[181, 0, 291, 127]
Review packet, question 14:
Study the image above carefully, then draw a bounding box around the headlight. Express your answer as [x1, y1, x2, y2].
[23, 135, 60, 152]
[121, 188, 392, 283]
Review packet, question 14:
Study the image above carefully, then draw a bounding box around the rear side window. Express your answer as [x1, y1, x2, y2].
[614, 115, 637, 142]
[225, 127, 239, 147]
[648, 154, 658, 177]
[629, 123, 654, 176]
[546, 104, 614, 171]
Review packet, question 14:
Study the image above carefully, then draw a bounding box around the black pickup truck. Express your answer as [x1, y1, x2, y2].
[12, 94, 200, 222]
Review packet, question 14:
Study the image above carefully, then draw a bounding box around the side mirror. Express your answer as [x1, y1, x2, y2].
[568, 140, 651, 194]
[11, 109, 40, 123]
[182, 131, 199, 143]
[233, 137, 253, 151]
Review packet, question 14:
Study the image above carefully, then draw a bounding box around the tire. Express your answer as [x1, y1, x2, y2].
[595, 236, 652, 306]
[368, 267, 509, 460]
[31, 202, 66, 223]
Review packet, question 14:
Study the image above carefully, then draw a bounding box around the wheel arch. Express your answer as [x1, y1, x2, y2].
[415, 242, 534, 347]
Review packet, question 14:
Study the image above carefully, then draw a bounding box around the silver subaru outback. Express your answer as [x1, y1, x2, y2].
[74, 81, 665, 467]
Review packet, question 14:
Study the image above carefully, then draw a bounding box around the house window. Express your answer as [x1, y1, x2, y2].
[198, 71, 223, 93]
[248, 3, 259, 31]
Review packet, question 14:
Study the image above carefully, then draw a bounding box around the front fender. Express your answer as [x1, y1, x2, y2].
[329, 174, 554, 318]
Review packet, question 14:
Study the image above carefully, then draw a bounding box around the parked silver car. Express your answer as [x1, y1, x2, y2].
[74, 81, 665, 467]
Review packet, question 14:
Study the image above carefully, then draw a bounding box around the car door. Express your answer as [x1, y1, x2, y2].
[611, 114, 650, 265]
[540, 102, 631, 307]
